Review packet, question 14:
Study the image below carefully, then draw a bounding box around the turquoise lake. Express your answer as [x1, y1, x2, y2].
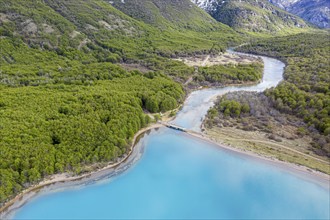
[13, 129, 330, 219]
[10, 52, 330, 219]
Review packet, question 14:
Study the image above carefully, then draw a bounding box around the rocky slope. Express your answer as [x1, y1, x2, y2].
[191, 0, 310, 34]
[269, 0, 330, 28]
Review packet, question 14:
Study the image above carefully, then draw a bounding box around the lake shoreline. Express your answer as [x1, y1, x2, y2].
[0, 123, 162, 219]
[1, 50, 264, 217]
[0, 83, 238, 217]
[2, 120, 329, 218]
[182, 131, 330, 188]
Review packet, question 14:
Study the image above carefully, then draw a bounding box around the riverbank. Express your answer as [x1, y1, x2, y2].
[0, 123, 162, 218]
[182, 129, 330, 188]
[203, 125, 330, 173]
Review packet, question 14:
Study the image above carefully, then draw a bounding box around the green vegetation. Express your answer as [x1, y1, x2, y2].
[0, 0, 240, 59]
[0, 72, 184, 203]
[238, 32, 330, 156]
[0, 37, 194, 87]
[195, 62, 263, 85]
[0, 31, 186, 202]
[206, 96, 250, 120]
[111, 0, 224, 31]
[204, 92, 330, 174]
[218, 99, 250, 117]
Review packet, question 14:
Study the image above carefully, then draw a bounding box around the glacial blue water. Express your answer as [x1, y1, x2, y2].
[10, 52, 330, 219]
[13, 129, 330, 219]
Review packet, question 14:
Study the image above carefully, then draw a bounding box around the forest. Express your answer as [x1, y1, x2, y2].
[0, 36, 186, 203]
[0, 74, 184, 203]
[194, 62, 263, 86]
[235, 32, 330, 156]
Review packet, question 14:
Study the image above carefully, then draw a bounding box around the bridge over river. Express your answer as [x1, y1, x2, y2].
[159, 122, 203, 137]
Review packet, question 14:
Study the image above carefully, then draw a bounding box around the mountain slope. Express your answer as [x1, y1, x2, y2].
[269, 0, 330, 28]
[110, 0, 223, 31]
[109, 0, 241, 50]
[191, 0, 310, 35]
[0, 0, 239, 59]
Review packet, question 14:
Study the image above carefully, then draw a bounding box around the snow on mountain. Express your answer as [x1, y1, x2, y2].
[268, 0, 300, 9]
[191, 0, 218, 12]
[192, 0, 329, 29]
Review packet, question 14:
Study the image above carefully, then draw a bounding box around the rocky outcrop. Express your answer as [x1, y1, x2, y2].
[191, 0, 309, 33]
[269, 0, 330, 28]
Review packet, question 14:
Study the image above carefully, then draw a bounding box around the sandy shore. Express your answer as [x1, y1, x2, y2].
[0, 123, 162, 218]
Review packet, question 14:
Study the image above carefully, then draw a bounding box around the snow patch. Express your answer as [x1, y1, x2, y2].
[191, 0, 220, 12]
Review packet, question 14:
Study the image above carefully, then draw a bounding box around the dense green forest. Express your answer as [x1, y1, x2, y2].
[194, 62, 263, 85]
[207, 97, 250, 119]
[0, 0, 240, 58]
[0, 73, 184, 202]
[236, 32, 330, 156]
[0, 34, 187, 203]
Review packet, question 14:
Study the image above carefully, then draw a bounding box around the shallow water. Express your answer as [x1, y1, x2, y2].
[12, 52, 330, 219]
[173, 53, 284, 131]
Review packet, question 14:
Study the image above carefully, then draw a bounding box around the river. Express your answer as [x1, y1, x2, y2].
[7, 52, 330, 219]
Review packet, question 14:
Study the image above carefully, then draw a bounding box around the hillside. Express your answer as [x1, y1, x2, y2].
[110, 0, 223, 31]
[109, 0, 240, 53]
[0, 0, 243, 86]
[0, 0, 239, 59]
[191, 0, 310, 35]
[269, 0, 330, 28]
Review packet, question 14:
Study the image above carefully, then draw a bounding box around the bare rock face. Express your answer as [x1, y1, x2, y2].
[22, 19, 38, 35]
[269, 0, 330, 28]
[191, 0, 218, 11]
[191, 0, 308, 33]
